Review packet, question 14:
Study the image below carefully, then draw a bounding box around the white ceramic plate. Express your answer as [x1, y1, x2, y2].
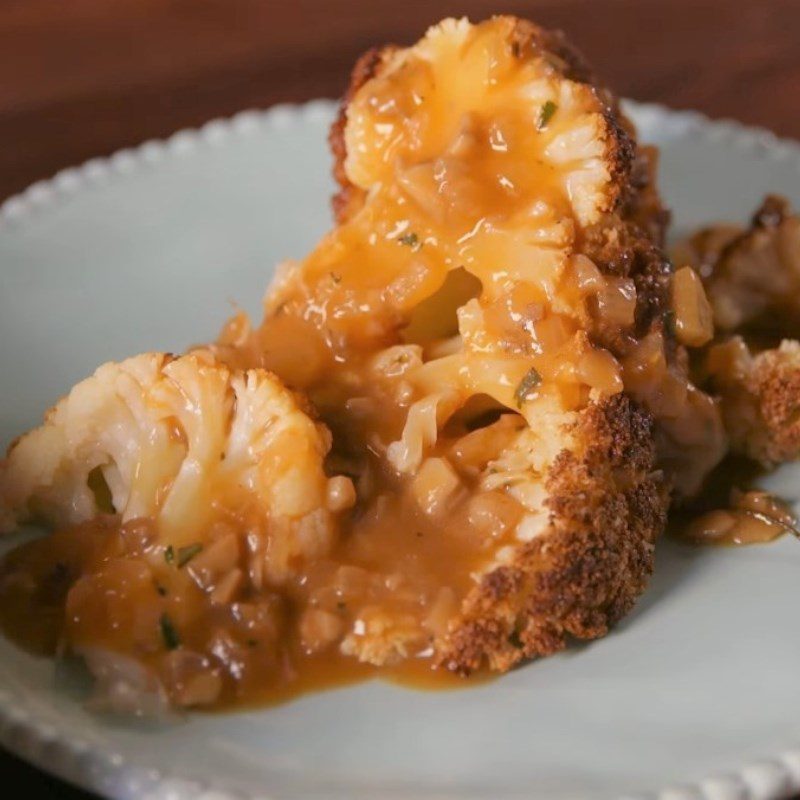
[1, 101, 800, 800]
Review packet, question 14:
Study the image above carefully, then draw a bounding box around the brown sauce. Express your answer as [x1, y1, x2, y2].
[0, 523, 484, 711]
[0, 17, 731, 714]
[0, 411, 513, 710]
[671, 455, 799, 547]
[679, 491, 798, 546]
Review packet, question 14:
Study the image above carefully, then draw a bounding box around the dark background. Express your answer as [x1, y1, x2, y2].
[2, 0, 799, 795]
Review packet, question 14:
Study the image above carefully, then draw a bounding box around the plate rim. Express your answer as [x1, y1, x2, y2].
[1, 98, 800, 800]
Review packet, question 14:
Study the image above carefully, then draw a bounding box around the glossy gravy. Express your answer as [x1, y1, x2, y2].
[0, 411, 517, 708]
[0, 17, 731, 713]
[679, 490, 799, 547]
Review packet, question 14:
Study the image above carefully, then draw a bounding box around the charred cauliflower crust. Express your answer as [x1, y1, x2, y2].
[746, 342, 800, 463]
[438, 394, 666, 673]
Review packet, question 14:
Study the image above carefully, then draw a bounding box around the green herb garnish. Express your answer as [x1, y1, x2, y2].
[155, 584, 168, 597]
[164, 545, 175, 564]
[537, 100, 558, 131]
[159, 613, 180, 650]
[176, 543, 203, 568]
[514, 368, 543, 408]
[398, 232, 420, 250]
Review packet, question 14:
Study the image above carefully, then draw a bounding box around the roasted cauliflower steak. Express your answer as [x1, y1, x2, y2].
[0, 17, 730, 710]
[219, 16, 724, 674]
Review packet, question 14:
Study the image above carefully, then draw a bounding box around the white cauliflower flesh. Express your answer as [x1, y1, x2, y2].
[343, 16, 622, 230]
[0, 350, 344, 580]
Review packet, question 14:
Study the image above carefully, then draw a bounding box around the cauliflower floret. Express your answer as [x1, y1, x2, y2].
[678, 196, 800, 466]
[677, 195, 800, 335]
[224, 16, 713, 674]
[0, 350, 347, 582]
[341, 16, 624, 229]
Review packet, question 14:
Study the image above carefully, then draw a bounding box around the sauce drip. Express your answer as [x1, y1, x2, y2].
[680, 490, 799, 547]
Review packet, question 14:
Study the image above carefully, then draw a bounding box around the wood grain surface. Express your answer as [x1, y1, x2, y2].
[2, 0, 800, 203]
[1, 1, 799, 796]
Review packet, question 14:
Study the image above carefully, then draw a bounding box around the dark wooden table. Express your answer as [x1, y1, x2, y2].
[2, 1, 799, 795]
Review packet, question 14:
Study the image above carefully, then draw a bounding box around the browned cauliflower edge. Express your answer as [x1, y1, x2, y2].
[437, 394, 666, 673]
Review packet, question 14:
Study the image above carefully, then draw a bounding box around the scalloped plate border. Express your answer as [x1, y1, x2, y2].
[1, 99, 800, 800]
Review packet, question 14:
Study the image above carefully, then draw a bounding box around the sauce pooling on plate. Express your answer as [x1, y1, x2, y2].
[680, 490, 799, 547]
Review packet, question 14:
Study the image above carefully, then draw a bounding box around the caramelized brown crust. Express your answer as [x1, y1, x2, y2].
[437, 394, 667, 674]
[750, 344, 800, 463]
[709, 340, 800, 466]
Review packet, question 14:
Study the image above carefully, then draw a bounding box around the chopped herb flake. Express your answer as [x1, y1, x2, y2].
[177, 543, 203, 568]
[514, 368, 543, 408]
[164, 545, 175, 564]
[156, 584, 168, 597]
[160, 613, 180, 650]
[398, 232, 420, 250]
[337, 601, 347, 610]
[537, 100, 558, 131]
[247, 639, 258, 648]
